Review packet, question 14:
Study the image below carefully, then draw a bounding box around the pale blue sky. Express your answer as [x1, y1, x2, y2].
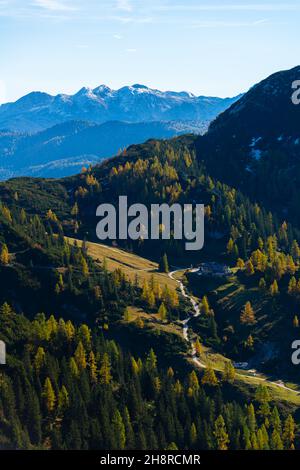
[0, 0, 299, 103]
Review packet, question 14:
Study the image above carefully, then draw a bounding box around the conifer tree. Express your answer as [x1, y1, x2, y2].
[201, 367, 218, 386]
[257, 424, 269, 450]
[123, 306, 130, 322]
[58, 386, 69, 413]
[88, 351, 98, 383]
[66, 320, 75, 341]
[34, 347, 45, 373]
[47, 314, 58, 336]
[245, 260, 255, 276]
[236, 258, 245, 269]
[270, 430, 283, 450]
[259, 278, 266, 290]
[174, 379, 183, 395]
[291, 240, 300, 262]
[0, 244, 9, 265]
[2, 206, 12, 223]
[227, 238, 235, 255]
[167, 442, 178, 450]
[54, 283, 60, 295]
[188, 370, 200, 394]
[247, 404, 257, 433]
[153, 376, 161, 393]
[270, 280, 279, 296]
[0, 302, 12, 316]
[99, 353, 112, 385]
[141, 280, 149, 301]
[214, 415, 229, 450]
[78, 324, 91, 349]
[74, 341, 87, 370]
[70, 357, 79, 377]
[170, 290, 179, 308]
[194, 337, 202, 357]
[190, 423, 197, 446]
[223, 361, 235, 383]
[131, 357, 139, 375]
[158, 302, 167, 322]
[42, 377, 56, 413]
[240, 301, 256, 325]
[288, 276, 297, 295]
[245, 334, 254, 349]
[282, 415, 295, 449]
[81, 257, 89, 277]
[146, 349, 157, 372]
[201, 296, 210, 315]
[159, 253, 169, 273]
[148, 290, 156, 309]
[255, 385, 271, 418]
[71, 202, 79, 218]
[112, 410, 126, 450]
[123, 407, 135, 449]
[270, 406, 282, 434]
[20, 208, 26, 224]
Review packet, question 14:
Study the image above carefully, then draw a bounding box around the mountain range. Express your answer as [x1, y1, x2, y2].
[0, 84, 240, 133]
[0, 84, 241, 179]
[1, 66, 299, 185]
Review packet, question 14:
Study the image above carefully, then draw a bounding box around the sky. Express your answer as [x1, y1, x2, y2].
[0, 0, 299, 103]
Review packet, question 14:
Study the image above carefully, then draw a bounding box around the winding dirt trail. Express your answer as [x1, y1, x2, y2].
[169, 269, 206, 369]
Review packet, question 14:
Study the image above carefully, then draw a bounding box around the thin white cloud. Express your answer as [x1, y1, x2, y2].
[155, 3, 300, 12]
[31, 0, 77, 11]
[154, 3, 300, 12]
[191, 19, 269, 28]
[111, 15, 132, 23]
[253, 19, 268, 25]
[116, 0, 132, 12]
[110, 14, 152, 24]
[126, 48, 136, 52]
[113, 34, 122, 39]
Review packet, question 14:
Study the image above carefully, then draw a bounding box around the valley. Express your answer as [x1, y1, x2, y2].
[67, 235, 300, 407]
[2, 0, 300, 453]
[0, 65, 300, 450]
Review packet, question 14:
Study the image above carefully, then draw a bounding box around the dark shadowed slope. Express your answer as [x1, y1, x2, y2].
[196, 65, 300, 224]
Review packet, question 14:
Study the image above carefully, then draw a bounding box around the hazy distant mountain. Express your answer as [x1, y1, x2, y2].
[0, 119, 201, 179]
[0, 84, 240, 133]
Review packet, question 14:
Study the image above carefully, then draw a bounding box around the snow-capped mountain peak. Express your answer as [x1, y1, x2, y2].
[0, 84, 240, 132]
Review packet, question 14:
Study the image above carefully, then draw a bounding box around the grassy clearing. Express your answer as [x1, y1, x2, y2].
[125, 306, 184, 339]
[235, 374, 300, 407]
[171, 269, 187, 281]
[193, 346, 300, 406]
[66, 237, 178, 291]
